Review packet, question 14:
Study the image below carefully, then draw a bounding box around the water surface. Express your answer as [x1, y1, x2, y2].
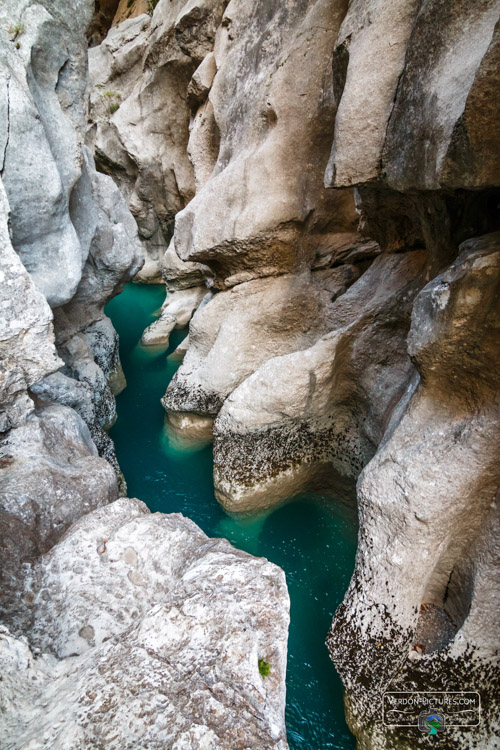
[106, 283, 357, 750]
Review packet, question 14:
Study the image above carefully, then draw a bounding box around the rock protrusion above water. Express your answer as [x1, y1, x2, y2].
[0, 498, 290, 750]
[213, 250, 428, 512]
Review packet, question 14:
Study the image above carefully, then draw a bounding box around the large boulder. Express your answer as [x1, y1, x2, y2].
[0, 498, 290, 750]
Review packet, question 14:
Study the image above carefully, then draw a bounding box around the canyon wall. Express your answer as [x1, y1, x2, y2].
[91, 0, 499, 748]
[0, 1, 290, 747]
[1, 0, 499, 748]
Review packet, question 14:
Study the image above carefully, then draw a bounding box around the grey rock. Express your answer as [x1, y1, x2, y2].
[0, 403, 118, 556]
[162, 271, 347, 431]
[326, 0, 500, 191]
[327, 233, 500, 749]
[88, 0, 226, 281]
[0, 0, 95, 307]
[213, 250, 428, 512]
[0, 497, 289, 750]
[173, 0, 358, 288]
[0, 181, 61, 432]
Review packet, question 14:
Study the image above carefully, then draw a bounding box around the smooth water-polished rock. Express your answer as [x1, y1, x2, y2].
[0, 497, 289, 750]
[162, 269, 359, 432]
[0, 0, 95, 307]
[173, 0, 357, 287]
[141, 286, 208, 346]
[0, 181, 61, 432]
[213, 250, 428, 512]
[327, 233, 500, 748]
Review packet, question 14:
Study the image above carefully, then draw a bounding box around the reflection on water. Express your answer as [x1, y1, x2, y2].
[106, 283, 357, 750]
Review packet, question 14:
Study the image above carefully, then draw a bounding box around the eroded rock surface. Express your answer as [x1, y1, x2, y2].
[0, 498, 290, 750]
[327, 232, 500, 749]
[88, 0, 227, 281]
[213, 250, 427, 512]
[0, 181, 60, 433]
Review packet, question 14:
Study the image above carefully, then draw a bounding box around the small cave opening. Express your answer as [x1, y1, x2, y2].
[412, 548, 475, 655]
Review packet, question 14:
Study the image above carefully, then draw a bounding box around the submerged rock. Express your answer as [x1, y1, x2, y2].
[0, 498, 290, 750]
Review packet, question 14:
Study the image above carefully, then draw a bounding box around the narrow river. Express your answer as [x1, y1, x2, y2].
[106, 283, 357, 750]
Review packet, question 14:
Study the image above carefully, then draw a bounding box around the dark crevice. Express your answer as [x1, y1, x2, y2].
[1, 76, 11, 177]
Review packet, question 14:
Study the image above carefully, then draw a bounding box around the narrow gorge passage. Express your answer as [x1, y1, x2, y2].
[106, 283, 358, 750]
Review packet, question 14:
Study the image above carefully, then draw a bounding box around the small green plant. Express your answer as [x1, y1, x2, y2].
[146, 0, 159, 16]
[109, 101, 120, 115]
[8, 22, 25, 41]
[104, 90, 121, 99]
[127, 0, 134, 6]
[258, 658, 271, 678]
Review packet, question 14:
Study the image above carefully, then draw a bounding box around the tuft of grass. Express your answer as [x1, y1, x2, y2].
[109, 101, 120, 115]
[258, 658, 271, 678]
[8, 22, 25, 40]
[127, 0, 134, 6]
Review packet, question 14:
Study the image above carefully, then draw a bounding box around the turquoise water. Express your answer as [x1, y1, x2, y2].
[105, 283, 357, 750]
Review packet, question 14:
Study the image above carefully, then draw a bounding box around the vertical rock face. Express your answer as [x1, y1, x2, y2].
[88, 0, 228, 281]
[328, 233, 500, 749]
[0, 181, 60, 432]
[0, 0, 145, 489]
[2, 0, 499, 747]
[321, 2, 500, 747]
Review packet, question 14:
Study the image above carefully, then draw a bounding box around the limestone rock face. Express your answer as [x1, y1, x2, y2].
[0, 0, 95, 308]
[0, 182, 61, 432]
[173, 0, 357, 287]
[0, 498, 290, 750]
[326, 0, 500, 191]
[325, 0, 500, 270]
[0, 404, 118, 556]
[162, 270, 359, 432]
[1, 3, 291, 749]
[327, 233, 500, 749]
[213, 250, 427, 512]
[0, 0, 143, 489]
[88, 0, 227, 281]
